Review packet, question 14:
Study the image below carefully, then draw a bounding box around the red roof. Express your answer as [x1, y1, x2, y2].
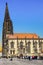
[6, 33, 39, 39]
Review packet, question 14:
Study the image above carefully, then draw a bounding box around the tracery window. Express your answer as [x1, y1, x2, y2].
[33, 41, 37, 53]
[10, 41, 14, 48]
[20, 41, 23, 49]
[13, 50, 15, 54]
[39, 41, 43, 53]
[26, 41, 31, 53]
[10, 50, 12, 54]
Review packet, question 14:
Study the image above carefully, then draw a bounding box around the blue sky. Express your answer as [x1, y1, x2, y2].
[0, 0, 43, 44]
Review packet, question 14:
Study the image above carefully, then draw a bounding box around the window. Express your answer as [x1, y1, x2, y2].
[11, 41, 14, 48]
[33, 41, 37, 53]
[20, 41, 23, 49]
[13, 50, 15, 54]
[27, 41, 31, 53]
[26, 41, 31, 53]
[39, 41, 43, 53]
[23, 48, 25, 53]
[39, 41, 42, 47]
[10, 50, 12, 54]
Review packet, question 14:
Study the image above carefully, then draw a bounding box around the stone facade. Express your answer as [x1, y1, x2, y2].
[6, 34, 43, 57]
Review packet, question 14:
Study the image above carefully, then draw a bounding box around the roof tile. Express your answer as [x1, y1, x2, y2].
[6, 33, 39, 39]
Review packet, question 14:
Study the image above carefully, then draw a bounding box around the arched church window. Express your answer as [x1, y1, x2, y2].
[33, 41, 37, 47]
[10, 50, 12, 54]
[27, 41, 31, 46]
[39, 41, 43, 53]
[20, 41, 23, 49]
[39, 41, 42, 47]
[13, 50, 15, 54]
[26, 41, 31, 53]
[23, 48, 25, 53]
[10, 41, 14, 48]
[33, 41, 37, 53]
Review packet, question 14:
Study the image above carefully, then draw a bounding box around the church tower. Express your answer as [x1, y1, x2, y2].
[2, 3, 13, 57]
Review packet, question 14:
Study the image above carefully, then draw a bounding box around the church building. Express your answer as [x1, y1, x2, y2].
[2, 3, 43, 58]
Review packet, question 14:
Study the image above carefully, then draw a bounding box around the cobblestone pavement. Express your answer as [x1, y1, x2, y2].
[0, 58, 43, 65]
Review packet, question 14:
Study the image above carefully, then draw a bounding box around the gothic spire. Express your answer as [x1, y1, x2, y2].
[4, 2, 10, 21]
